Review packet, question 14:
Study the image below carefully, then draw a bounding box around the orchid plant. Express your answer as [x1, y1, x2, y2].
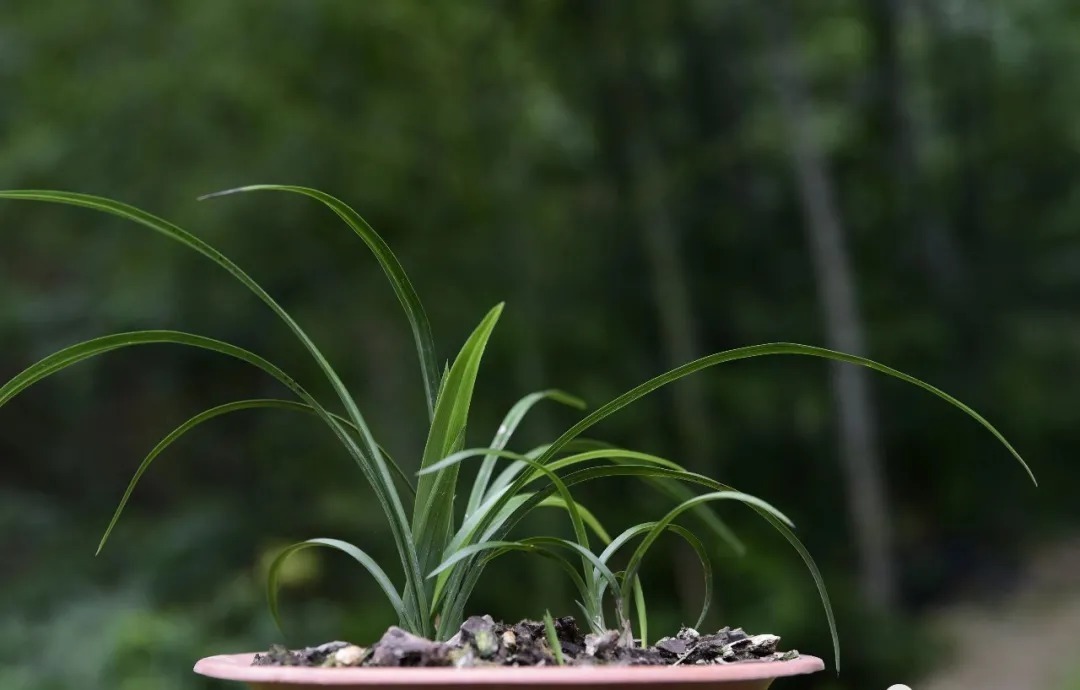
[0, 187, 1036, 671]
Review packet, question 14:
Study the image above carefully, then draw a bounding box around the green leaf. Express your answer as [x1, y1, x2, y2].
[373, 443, 417, 498]
[97, 398, 416, 556]
[268, 538, 411, 635]
[516, 463, 840, 671]
[0, 190, 426, 633]
[544, 448, 746, 555]
[420, 445, 595, 639]
[430, 536, 620, 606]
[466, 390, 585, 519]
[199, 184, 441, 421]
[545, 441, 745, 556]
[531, 342, 1035, 485]
[443, 455, 835, 669]
[543, 610, 566, 665]
[412, 304, 503, 613]
[448, 447, 709, 559]
[0, 332, 409, 560]
[435, 362, 451, 408]
[538, 497, 612, 544]
[421, 444, 736, 632]
[429, 540, 592, 626]
[0, 331, 302, 412]
[598, 522, 712, 635]
[632, 574, 648, 648]
[525, 536, 621, 623]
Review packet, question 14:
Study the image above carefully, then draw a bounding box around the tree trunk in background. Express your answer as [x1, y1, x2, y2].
[500, 157, 555, 443]
[623, 122, 718, 615]
[765, 4, 897, 611]
[627, 131, 714, 473]
[868, 0, 969, 309]
[590, 2, 714, 619]
[495, 146, 565, 606]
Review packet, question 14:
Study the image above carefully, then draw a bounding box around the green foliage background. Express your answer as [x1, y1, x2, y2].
[1, 1, 1076, 688]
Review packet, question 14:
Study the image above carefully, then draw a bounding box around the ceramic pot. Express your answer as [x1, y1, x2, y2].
[194, 653, 824, 690]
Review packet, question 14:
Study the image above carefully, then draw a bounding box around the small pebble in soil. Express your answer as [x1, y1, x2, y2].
[251, 617, 801, 668]
[330, 645, 366, 667]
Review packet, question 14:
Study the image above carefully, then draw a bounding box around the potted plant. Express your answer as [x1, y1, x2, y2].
[0, 186, 1035, 689]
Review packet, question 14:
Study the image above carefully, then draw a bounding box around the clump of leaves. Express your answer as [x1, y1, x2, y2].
[0, 187, 1036, 672]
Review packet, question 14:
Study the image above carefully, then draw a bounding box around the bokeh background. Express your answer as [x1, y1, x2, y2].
[1, 1, 1077, 689]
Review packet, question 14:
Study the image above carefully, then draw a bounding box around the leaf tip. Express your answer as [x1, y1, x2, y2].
[197, 186, 255, 201]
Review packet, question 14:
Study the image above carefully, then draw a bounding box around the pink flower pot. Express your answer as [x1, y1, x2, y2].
[194, 653, 825, 690]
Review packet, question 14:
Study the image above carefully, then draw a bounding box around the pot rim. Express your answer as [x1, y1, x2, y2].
[194, 652, 825, 685]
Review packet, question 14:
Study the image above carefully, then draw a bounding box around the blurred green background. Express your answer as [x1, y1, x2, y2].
[1, 1, 1077, 689]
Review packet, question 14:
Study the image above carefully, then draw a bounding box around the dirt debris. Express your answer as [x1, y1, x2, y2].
[252, 616, 800, 668]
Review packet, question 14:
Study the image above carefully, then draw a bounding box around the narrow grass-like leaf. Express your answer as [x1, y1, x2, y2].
[525, 536, 621, 622]
[435, 362, 451, 407]
[466, 390, 585, 519]
[420, 447, 592, 556]
[0, 331, 305, 413]
[434, 534, 623, 639]
[412, 305, 503, 612]
[538, 497, 612, 544]
[420, 446, 594, 639]
[531, 342, 1035, 485]
[546, 449, 746, 554]
[99, 399, 306, 554]
[0, 333, 417, 561]
[431, 536, 620, 604]
[485, 447, 744, 557]
[429, 540, 592, 624]
[425, 445, 736, 632]
[0, 328, 436, 630]
[509, 463, 840, 671]
[437, 458, 834, 668]
[0, 190, 426, 632]
[538, 440, 745, 555]
[632, 574, 648, 648]
[543, 610, 566, 665]
[444, 447, 712, 561]
[200, 184, 441, 421]
[97, 398, 419, 556]
[268, 538, 411, 635]
[598, 523, 712, 634]
[372, 443, 416, 497]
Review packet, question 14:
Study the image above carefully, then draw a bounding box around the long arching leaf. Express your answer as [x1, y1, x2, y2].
[97, 398, 417, 555]
[507, 439, 746, 556]
[419, 446, 595, 639]
[0, 190, 426, 632]
[598, 522, 712, 635]
[466, 390, 585, 519]
[412, 305, 503, 616]
[430, 536, 621, 608]
[423, 445, 740, 629]
[617, 491, 791, 638]
[199, 184, 441, 421]
[507, 463, 840, 671]
[537, 497, 612, 544]
[0, 328, 414, 603]
[443, 460, 836, 670]
[268, 538, 411, 635]
[429, 540, 592, 625]
[530, 342, 1035, 484]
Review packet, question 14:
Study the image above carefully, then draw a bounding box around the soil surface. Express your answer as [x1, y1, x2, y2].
[252, 616, 800, 668]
